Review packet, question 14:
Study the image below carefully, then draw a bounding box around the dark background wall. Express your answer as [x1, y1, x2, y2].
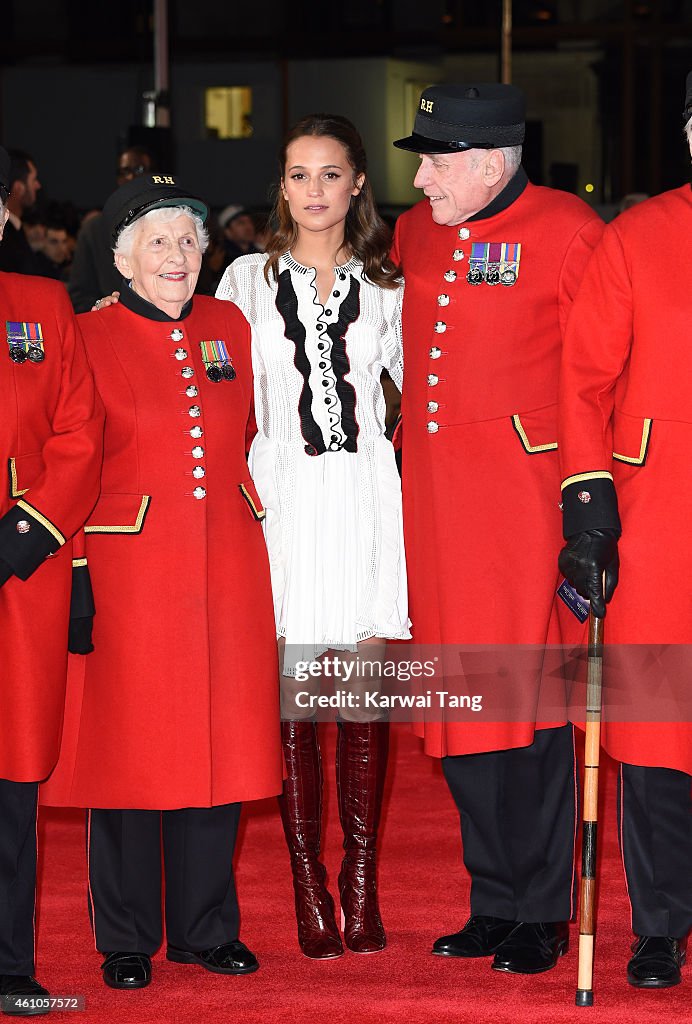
[1, 1, 691, 213]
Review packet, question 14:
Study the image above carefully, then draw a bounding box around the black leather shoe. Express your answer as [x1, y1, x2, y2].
[101, 952, 151, 989]
[166, 940, 259, 975]
[432, 915, 519, 957]
[491, 921, 569, 974]
[0, 976, 49, 1016]
[627, 936, 686, 989]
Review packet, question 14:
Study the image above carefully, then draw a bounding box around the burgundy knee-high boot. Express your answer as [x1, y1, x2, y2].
[336, 721, 389, 953]
[278, 720, 343, 959]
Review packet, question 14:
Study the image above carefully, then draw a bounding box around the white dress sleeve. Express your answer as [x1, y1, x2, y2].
[381, 283, 404, 392]
[215, 261, 243, 307]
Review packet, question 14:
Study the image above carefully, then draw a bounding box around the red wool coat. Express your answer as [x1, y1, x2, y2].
[41, 296, 283, 809]
[0, 273, 103, 782]
[393, 180, 604, 757]
[559, 185, 692, 775]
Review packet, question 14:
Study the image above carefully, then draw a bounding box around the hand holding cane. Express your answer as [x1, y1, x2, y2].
[575, 607, 604, 1007]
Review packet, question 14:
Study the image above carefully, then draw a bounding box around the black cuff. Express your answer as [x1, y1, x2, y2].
[0, 506, 60, 580]
[70, 562, 95, 619]
[0, 557, 13, 587]
[561, 477, 621, 538]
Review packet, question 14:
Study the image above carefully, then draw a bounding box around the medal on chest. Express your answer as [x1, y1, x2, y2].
[199, 339, 236, 382]
[465, 241, 521, 287]
[6, 321, 45, 363]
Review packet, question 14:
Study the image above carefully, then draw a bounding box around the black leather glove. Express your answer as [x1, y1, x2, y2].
[68, 615, 94, 655]
[558, 528, 619, 619]
[0, 558, 13, 587]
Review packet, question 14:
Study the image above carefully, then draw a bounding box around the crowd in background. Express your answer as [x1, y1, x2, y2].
[0, 145, 272, 304]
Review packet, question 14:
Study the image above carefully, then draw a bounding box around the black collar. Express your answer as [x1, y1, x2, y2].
[118, 279, 193, 322]
[466, 166, 529, 223]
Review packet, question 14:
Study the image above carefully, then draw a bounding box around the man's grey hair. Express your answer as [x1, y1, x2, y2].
[114, 205, 208, 259]
[685, 114, 692, 150]
[501, 145, 523, 174]
[468, 145, 522, 174]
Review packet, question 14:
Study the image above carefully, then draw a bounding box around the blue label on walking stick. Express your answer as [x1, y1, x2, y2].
[557, 579, 590, 622]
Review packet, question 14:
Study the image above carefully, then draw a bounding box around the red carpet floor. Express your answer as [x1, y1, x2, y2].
[36, 725, 689, 1023]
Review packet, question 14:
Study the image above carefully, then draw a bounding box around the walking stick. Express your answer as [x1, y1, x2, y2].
[575, 609, 604, 1007]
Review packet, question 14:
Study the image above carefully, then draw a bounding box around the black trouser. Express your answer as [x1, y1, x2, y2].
[442, 724, 576, 923]
[0, 779, 38, 975]
[87, 803, 241, 955]
[618, 763, 692, 938]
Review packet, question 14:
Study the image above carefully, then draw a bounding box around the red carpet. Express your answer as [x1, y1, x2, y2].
[36, 725, 688, 1023]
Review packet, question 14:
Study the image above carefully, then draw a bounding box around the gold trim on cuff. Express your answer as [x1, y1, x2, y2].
[561, 471, 614, 492]
[16, 499, 66, 546]
[72, 557, 88, 568]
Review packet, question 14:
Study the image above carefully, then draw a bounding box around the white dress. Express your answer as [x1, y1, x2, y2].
[216, 252, 410, 673]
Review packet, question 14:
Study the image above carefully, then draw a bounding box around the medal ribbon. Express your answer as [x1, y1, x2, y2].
[6, 321, 44, 354]
[200, 339, 230, 367]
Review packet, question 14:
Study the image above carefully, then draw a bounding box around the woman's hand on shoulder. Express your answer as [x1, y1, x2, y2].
[92, 291, 121, 312]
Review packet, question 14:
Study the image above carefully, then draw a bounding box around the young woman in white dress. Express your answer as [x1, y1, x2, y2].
[216, 114, 409, 960]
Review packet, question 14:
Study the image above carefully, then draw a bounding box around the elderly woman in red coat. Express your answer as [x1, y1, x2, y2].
[42, 175, 283, 990]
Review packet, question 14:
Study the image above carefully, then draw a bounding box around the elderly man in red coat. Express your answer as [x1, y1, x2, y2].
[558, 72, 692, 990]
[391, 84, 603, 975]
[0, 144, 103, 1013]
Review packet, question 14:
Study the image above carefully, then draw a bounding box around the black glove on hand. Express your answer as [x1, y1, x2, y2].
[68, 615, 94, 655]
[558, 529, 619, 619]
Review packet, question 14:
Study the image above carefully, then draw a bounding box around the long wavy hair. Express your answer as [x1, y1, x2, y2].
[263, 113, 400, 289]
